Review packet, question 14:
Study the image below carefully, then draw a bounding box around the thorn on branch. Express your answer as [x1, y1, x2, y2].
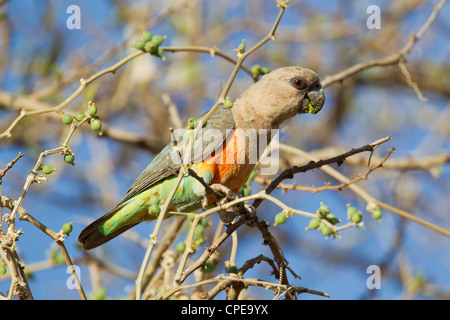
[0, 152, 25, 179]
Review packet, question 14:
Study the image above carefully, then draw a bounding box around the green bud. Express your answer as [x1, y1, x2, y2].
[0, 264, 6, 277]
[64, 154, 75, 165]
[61, 222, 73, 236]
[133, 39, 146, 50]
[320, 223, 333, 237]
[41, 164, 54, 175]
[316, 208, 328, 219]
[260, 66, 271, 74]
[274, 212, 287, 225]
[251, 64, 263, 76]
[150, 35, 166, 47]
[90, 119, 102, 132]
[242, 187, 251, 197]
[316, 203, 330, 219]
[347, 205, 359, 220]
[24, 267, 33, 280]
[87, 103, 97, 116]
[235, 39, 246, 54]
[149, 204, 161, 215]
[413, 272, 427, 290]
[89, 287, 108, 300]
[187, 117, 196, 130]
[194, 225, 205, 240]
[175, 242, 186, 253]
[223, 98, 234, 109]
[62, 113, 73, 125]
[194, 237, 205, 246]
[347, 204, 362, 223]
[144, 41, 157, 54]
[74, 112, 85, 122]
[142, 30, 152, 42]
[226, 265, 238, 274]
[48, 251, 65, 265]
[155, 46, 165, 60]
[306, 218, 320, 230]
[320, 203, 330, 214]
[351, 211, 362, 223]
[371, 208, 383, 220]
[249, 170, 257, 180]
[326, 214, 340, 225]
[203, 260, 215, 273]
[199, 218, 209, 227]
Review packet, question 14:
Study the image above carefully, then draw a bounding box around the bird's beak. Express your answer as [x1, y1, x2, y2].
[299, 87, 325, 115]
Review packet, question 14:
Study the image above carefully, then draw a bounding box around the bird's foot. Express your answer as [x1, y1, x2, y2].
[201, 184, 241, 223]
[239, 204, 257, 227]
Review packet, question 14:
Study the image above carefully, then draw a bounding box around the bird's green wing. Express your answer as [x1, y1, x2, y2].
[116, 108, 235, 207]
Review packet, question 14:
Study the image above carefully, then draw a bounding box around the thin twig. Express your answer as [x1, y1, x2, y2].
[255, 148, 395, 194]
[0, 43, 257, 140]
[1, 196, 87, 300]
[278, 143, 450, 237]
[0, 152, 25, 179]
[7, 115, 92, 232]
[252, 136, 392, 209]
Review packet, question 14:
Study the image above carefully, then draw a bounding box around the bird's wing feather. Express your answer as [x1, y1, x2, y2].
[116, 108, 235, 206]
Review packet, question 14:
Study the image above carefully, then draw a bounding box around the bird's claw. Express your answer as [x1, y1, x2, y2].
[201, 184, 240, 222]
[239, 204, 257, 227]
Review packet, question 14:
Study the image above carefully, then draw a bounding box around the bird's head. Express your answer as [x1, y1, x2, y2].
[232, 66, 325, 129]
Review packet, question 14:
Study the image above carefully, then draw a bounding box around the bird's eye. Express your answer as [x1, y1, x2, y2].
[290, 77, 306, 90]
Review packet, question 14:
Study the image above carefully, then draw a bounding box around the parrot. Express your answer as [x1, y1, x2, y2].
[78, 66, 325, 250]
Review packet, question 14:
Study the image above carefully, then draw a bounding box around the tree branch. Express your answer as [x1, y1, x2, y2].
[321, 0, 447, 88]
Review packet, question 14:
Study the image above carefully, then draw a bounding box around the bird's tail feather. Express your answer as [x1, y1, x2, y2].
[78, 204, 141, 250]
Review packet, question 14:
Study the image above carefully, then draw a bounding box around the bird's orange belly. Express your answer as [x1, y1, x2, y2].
[212, 162, 255, 192]
[204, 132, 256, 193]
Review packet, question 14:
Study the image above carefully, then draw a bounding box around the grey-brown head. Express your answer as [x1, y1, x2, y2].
[232, 66, 325, 129]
